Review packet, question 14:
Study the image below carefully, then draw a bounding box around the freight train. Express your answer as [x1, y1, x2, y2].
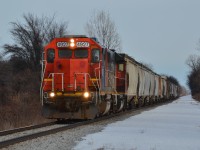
[41, 35, 179, 120]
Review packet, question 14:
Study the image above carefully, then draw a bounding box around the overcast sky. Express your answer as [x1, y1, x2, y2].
[1, 0, 200, 87]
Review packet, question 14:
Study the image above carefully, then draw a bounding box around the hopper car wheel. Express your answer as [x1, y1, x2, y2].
[128, 99, 136, 110]
[138, 97, 144, 107]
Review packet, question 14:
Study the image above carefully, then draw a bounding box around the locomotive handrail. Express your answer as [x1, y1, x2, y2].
[74, 73, 98, 89]
[94, 68, 101, 91]
[40, 57, 47, 106]
[42, 73, 64, 92]
[94, 60, 102, 103]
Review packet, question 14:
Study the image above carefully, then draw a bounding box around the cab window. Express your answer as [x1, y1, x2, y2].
[91, 49, 100, 63]
[74, 49, 88, 58]
[118, 64, 124, 72]
[47, 48, 55, 63]
[58, 49, 72, 58]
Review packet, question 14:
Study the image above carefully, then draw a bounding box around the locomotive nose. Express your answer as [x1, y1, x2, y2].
[53, 58, 89, 92]
[70, 59, 89, 91]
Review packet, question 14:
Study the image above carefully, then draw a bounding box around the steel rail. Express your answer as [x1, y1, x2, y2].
[0, 99, 175, 149]
[0, 122, 56, 136]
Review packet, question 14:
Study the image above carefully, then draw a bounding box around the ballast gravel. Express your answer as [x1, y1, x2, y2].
[1, 107, 152, 150]
[1, 122, 108, 150]
[0, 124, 67, 142]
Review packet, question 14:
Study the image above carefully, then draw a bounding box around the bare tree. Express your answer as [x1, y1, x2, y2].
[186, 54, 200, 99]
[3, 13, 68, 71]
[85, 10, 122, 52]
[187, 39, 200, 100]
[186, 54, 200, 72]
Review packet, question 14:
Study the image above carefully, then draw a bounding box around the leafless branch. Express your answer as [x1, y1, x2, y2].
[3, 13, 69, 71]
[85, 10, 122, 52]
[186, 54, 200, 72]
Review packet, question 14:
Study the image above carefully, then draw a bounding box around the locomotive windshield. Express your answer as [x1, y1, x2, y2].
[58, 49, 72, 58]
[74, 49, 88, 58]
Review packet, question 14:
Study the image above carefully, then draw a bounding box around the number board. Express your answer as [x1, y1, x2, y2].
[57, 42, 69, 48]
[76, 42, 90, 47]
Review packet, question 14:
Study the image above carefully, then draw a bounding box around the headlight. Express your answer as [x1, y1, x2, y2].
[83, 92, 89, 98]
[49, 92, 55, 98]
[70, 39, 74, 43]
[70, 42, 75, 47]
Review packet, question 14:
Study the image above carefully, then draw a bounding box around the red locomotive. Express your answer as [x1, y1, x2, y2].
[41, 35, 179, 120]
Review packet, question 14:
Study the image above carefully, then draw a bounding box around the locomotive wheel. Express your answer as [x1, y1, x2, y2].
[149, 98, 153, 105]
[144, 97, 150, 106]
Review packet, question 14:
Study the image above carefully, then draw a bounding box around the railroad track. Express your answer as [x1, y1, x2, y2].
[0, 122, 59, 149]
[0, 99, 175, 149]
[0, 122, 56, 136]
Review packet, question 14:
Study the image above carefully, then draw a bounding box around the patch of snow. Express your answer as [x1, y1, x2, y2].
[74, 95, 200, 150]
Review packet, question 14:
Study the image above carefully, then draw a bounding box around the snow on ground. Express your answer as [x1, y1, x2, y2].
[73, 95, 200, 150]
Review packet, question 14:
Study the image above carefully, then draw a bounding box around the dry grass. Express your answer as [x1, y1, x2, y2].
[0, 63, 51, 131]
[0, 93, 50, 131]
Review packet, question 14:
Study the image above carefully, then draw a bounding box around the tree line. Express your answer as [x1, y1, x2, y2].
[186, 54, 200, 100]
